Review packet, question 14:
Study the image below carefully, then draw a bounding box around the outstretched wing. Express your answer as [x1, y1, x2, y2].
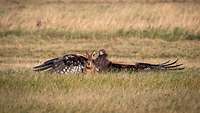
[134, 59, 184, 71]
[110, 59, 184, 72]
[33, 54, 87, 74]
[94, 49, 184, 72]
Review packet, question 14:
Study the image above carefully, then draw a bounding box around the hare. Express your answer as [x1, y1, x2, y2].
[83, 50, 98, 74]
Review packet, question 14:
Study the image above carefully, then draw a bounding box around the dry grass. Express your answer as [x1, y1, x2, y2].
[0, 1, 200, 113]
[1, 37, 199, 65]
[0, 1, 200, 33]
[0, 69, 200, 113]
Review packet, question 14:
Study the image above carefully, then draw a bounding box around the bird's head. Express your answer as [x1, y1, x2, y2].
[98, 49, 108, 57]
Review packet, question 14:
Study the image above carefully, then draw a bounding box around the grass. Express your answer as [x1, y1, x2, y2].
[0, 69, 200, 113]
[0, 27, 199, 41]
[0, 0, 200, 113]
[1, 68, 200, 90]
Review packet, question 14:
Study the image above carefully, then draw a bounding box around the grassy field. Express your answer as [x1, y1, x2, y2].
[0, 0, 200, 113]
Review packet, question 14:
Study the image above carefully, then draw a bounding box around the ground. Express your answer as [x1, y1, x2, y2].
[0, 0, 200, 113]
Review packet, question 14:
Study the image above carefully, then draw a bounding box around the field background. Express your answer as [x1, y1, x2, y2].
[0, 0, 200, 113]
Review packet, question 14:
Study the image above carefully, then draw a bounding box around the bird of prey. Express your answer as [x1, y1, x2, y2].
[34, 54, 87, 74]
[94, 49, 184, 72]
[33, 49, 184, 74]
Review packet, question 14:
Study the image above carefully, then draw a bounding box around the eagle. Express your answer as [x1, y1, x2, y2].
[94, 49, 184, 72]
[33, 51, 97, 74]
[33, 49, 184, 74]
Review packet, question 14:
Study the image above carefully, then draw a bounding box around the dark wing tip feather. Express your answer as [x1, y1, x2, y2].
[33, 65, 52, 71]
[33, 58, 57, 72]
[33, 63, 49, 69]
[167, 67, 185, 70]
[164, 64, 183, 68]
[160, 60, 171, 65]
[134, 59, 185, 71]
[33, 63, 52, 71]
[159, 59, 184, 71]
[162, 59, 179, 67]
